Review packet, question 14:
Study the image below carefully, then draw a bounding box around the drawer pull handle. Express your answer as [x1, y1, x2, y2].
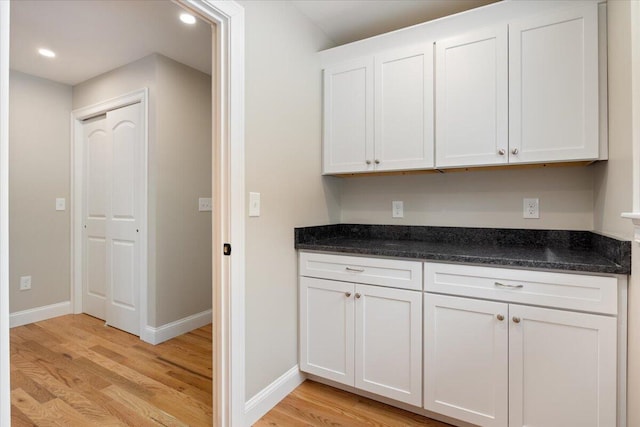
[513, 317, 521, 324]
[355, 293, 362, 299]
[345, 292, 352, 297]
[497, 314, 505, 321]
[345, 266, 365, 273]
[494, 281, 524, 289]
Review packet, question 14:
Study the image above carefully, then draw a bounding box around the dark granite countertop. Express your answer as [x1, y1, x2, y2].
[294, 224, 631, 275]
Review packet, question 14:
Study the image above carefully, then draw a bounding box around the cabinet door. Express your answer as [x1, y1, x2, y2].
[435, 25, 508, 168]
[424, 294, 508, 427]
[355, 284, 422, 406]
[300, 277, 355, 386]
[509, 5, 599, 163]
[509, 304, 616, 427]
[374, 43, 434, 171]
[323, 57, 374, 174]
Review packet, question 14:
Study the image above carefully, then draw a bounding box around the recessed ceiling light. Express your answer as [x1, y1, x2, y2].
[180, 13, 196, 25]
[38, 48, 56, 58]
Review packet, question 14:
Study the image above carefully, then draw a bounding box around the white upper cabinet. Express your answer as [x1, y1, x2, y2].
[374, 43, 434, 171]
[321, 1, 606, 174]
[323, 44, 434, 174]
[323, 58, 374, 174]
[509, 5, 599, 164]
[435, 25, 508, 168]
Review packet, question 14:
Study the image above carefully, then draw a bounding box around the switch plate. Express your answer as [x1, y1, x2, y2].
[198, 197, 212, 212]
[20, 276, 31, 291]
[523, 198, 539, 219]
[55, 198, 65, 211]
[249, 192, 261, 217]
[392, 201, 404, 218]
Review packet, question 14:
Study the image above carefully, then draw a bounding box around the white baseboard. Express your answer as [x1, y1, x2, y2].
[141, 309, 212, 345]
[10, 301, 72, 328]
[244, 365, 305, 426]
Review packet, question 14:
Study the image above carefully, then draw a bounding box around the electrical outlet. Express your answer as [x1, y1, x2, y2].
[20, 275, 31, 291]
[55, 198, 66, 211]
[198, 197, 212, 212]
[523, 198, 539, 219]
[392, 201, 404, 218]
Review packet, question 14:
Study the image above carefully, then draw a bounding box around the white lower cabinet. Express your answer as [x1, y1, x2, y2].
[425, 292, 617, 427]
[300, 254, 623, 427]
[300, 275, 423, 406]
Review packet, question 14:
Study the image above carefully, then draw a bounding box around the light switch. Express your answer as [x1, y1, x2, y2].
[55, 198, 66, 211]
[249, 192, 260, 217]
[198, 197, 212, 212]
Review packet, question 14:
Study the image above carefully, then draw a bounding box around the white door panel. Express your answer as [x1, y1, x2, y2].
[509, 304, 616, 427]
[424, 293, 508, 427]
[355, 284, 422, 406]
[82, 102, 142, 336]
[375, 43, 434, 171]
[435, 25, 508, 168]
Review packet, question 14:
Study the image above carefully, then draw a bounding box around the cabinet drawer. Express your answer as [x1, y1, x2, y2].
[425, 262, 617, 315]
[300, 252, 422, 291]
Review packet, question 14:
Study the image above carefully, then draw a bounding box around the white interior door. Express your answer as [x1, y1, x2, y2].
[82, 102, 143, 336]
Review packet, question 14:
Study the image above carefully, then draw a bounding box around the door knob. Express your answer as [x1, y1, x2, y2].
[345, 292, 352, 297]
[513, 317, 521, 323]
[498, 149, 506, 155]
[355, 293, 362, 299]
[497, 314, 504, 321]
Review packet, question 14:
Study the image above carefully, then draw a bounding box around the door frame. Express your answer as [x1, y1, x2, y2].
[0, 0, 246, 426]
[177, 1, 246, 425]
[0, 1, 10, 424]
[70, 89, 149, 339]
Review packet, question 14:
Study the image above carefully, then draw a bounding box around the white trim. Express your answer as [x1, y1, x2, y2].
[9, 301, 72, 328]
[244, 366, 305, 426]
[142, 309, 213, 345]
[0, 2, 10, 425]
[70, 88, 149, 340]
[178, 1, 246, 425]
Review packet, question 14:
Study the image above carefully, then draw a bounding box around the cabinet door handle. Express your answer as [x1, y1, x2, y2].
[366, 160, 372, 165]
[355, 293, 362, 299]
[494, 281, 524, 289]
[497, 314, 505, 321]
[513, 317, 521, 324]
[345, 266, 365, 273]
[511, 148, 519, 155]
[345, 292, 352, 297]
[374, 159, 380, 164]
[498, 149, 506, 155]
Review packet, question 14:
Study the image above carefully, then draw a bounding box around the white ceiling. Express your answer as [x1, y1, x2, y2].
[10, 0, 498, 87]
[290, 0, 500, 47]
[10, 0, 213, 86]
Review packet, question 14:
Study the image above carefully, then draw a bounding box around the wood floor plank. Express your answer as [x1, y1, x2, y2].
[10, 403, 37, 427]
[101, 385, 189, 427]
[256, 380, 455, 427]
[11, 314, 213, 426]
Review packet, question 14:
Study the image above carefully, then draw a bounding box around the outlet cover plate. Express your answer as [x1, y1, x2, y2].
[392, 201, 404, 218]
[20, 275, 31, 291]
[198, 197, 212, 212]
[523, 198, 539, 219]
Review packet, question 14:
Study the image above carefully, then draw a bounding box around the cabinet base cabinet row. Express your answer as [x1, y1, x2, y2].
[300, 278, 618, 427]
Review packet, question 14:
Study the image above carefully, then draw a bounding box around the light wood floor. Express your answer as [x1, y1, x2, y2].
[255, 380, 454, 427]
[10, 314, 213, 426]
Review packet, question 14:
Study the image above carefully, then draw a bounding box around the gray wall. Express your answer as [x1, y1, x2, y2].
[241, 0, 340, 400]
[73, 53, 212, 327]
[339, 167, 594, 229]
[9, 71, 71, 312]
